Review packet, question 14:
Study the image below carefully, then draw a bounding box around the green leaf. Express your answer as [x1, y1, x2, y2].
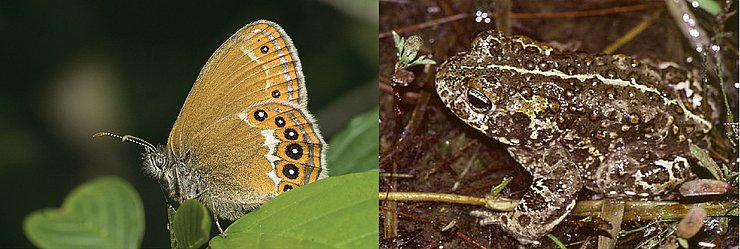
[327, 107, 379, 176]
[690, 143, 724, 181]
[392, 31, 403, 57]
[678, 237, 689, 248]
[23, 176, 144, 249]
[209, 170, 379, 249]
[694, 0, 721, 16]
[212, 232, 333, 248]
[411, 57, 436, 66]
[547, 234, 567, 249]
[172, 199, 212, 249]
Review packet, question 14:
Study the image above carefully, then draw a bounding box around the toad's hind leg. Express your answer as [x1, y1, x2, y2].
[472, 144, 582, 244]
[595, 143, 692, 198]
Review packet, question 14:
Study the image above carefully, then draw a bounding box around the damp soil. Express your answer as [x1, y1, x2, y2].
[379, 1, 738, 248]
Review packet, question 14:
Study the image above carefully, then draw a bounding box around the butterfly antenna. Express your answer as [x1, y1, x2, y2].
[93, 132, 157, 152]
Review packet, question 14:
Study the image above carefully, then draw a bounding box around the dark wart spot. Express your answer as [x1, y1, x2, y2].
[589, 109, 601, 121]
[286, 143, 303, 159]
[282, 164, 299, 179]
[254, 110, 267, 121]
[606, 88, 616, 99]
[565, 65, 576, 74]
[520, 86, 533, 98]
[524, 60, 536, 70]
[511, 112, 530, 124]
[605, 69, 617, 79]
[512, 42, 524, 53]
[275, 117, 286, 127]
[628, 72, 639, 81]
[466, 88, 492, 112]
[548, 99, 561, 113]
[595, 56, 607, 66]
[284, 128, 299, 140]
[260, 45, 269, 54]
[539, 61, 552, 71]
[674, 104, 685, 114]
[489, 43, 501, 53]
[517, 214, 532, 226]
[272, 90, 280, 98]
[641, 166, 670, 184]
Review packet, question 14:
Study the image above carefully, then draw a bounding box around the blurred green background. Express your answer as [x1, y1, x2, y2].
[0, 0, 377, 247]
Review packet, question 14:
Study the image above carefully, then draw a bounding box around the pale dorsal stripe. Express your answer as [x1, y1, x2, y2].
[461, 64, 712, 129]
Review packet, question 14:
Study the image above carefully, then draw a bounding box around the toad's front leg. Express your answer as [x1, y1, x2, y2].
[472, 144, 582, 245]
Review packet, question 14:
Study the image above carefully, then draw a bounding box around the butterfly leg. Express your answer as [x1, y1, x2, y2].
[214, 213, 227, 236]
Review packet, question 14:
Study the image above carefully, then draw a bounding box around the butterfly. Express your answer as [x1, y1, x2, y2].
[96, 20, 328, 227]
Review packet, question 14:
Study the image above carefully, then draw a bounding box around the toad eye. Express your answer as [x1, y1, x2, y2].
[466, 88, 492, 112]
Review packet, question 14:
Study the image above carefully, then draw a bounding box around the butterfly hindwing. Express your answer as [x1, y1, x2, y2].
[240, 100, 327, 192]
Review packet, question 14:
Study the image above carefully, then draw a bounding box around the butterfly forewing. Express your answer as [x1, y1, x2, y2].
[169, 20, 307, 158]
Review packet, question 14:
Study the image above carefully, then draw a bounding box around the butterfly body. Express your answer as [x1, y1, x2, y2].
[103, 20, 327, 221]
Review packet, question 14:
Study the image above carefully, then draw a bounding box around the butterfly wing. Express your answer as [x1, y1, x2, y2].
[169, 20, 308, 157]
[188, 100, 327, 220]
[237, 101, 327, 190]
[164, 20, 326, 220]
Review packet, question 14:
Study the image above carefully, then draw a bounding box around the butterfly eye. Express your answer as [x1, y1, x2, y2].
[260, 45, 269, 54]
[271, 90, 280, 98]
[254, 109, 268, 121]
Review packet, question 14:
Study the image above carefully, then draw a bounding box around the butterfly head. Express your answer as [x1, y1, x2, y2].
[142, 144, 177, 193]
[94, 132, 179, 201]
